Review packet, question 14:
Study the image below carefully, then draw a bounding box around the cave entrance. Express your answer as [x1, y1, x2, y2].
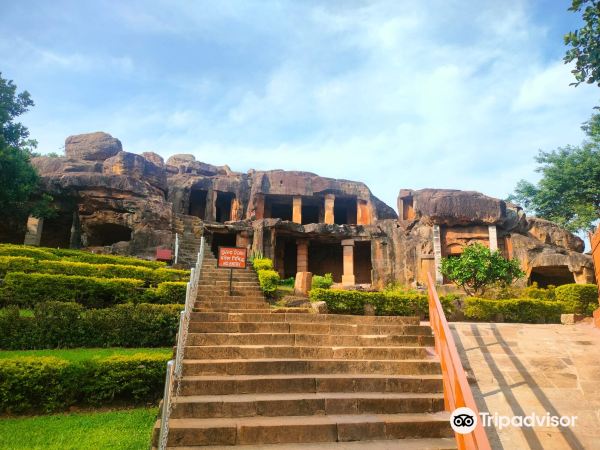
[40, 211, 75, 248]
[274, 236, 298, 278]
[0, 217, 27, 244]
[354, 241, 372, 284]
[210, 232, 237, 257]
[529, 265, 574, 288]
[308, 241, 343, 282]
[265, 195, 293, 221]
[189, 189, 207, 220]
[334, 197, 357, 225]
[301, 197, 322, 225]
[86, 223, 132, 246]
[215, 192, 235, 223]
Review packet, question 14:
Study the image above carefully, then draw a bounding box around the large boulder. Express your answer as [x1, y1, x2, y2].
[103, 152, 167, 191]
[526, 217, 584, 253]
[65, 132, 122, 161]
[404, 189, 507, 226]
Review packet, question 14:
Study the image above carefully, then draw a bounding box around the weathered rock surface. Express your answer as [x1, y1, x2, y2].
[103, 151, 167, 191]
[526, 217, 584, 253]
[65, 132, 122, 161]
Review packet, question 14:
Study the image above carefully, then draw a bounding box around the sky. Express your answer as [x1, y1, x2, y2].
[1, 0, 598, 210]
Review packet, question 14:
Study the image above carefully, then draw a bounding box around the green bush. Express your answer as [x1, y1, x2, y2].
[0, 245, 58, 261]
[0, 353, 168, 413]
[522, 282, 556, 300]
[257, 269, 279, 296]
[464, 297, 565, 323]
[0, 272, 145, 308]
[309, 288, 454, 318]
[252, 258, 274, 271]
[555, 283, 598, 315]
[143, 282, 187, 304]
[278, 277, 295, 287]
[60, 253, 166, 269]
[0, 302, 182, 349]
[312, 273, 333, 289]
[0, 256, 188, 286]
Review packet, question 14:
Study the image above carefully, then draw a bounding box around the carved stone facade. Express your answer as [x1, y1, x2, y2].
[6, 132, 594, 288]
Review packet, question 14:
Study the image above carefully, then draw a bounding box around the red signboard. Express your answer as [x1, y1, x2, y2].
[217, 247, 247, 269]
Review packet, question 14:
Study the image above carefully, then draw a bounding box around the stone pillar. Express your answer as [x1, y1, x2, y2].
[205, 189, 216, 222]
[24, 216, 44, 246]
[488, 225, 498, 252]
[432, 225, 443, 284]
[230, 197, 241, 221]
[69, 211, 81, 249]
[294, 272, 312, 296]
[293, 196, 302, 224]
[236, 231, 251, 251]
[341, 239, 355, 286]
[357, 200, 372, 225]
[296, 239, 309, 272]
[324, 194, 335, 225]
[253, 194, 265, 220]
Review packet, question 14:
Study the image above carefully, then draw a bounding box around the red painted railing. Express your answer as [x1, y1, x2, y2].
[427, 273, 491, 450]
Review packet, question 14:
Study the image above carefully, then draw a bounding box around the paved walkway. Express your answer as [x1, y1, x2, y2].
[451, 322, 600, 450]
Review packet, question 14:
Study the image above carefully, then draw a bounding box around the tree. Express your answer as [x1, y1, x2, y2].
[440, 243, 525, 297]
[564, 0, 600, 86]
[0, 73, 52, 220]
[509, 113, 600, 233]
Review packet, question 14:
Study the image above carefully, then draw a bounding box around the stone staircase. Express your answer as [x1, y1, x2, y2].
[153, 247, 456, 449]
[174, 214, 204, 268]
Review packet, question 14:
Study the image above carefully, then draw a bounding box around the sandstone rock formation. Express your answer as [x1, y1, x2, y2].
[65, 132, 122, 161]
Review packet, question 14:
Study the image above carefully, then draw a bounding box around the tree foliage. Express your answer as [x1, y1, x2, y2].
[564, 0, 600, 86]
[440, 243, 525, 297]
[509, 113, 600, 233]
[0, 73, 51, 219]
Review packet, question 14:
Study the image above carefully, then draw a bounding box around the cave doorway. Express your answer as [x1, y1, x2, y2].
[189, 189, 207, 220]
[40, 211, 75, 248]
[86, 223, 133, 246]
[334, 197, 357, 225]
[354, 241, 372, 284]
[210, 232, 237, 257]
[529, 266, 574, 288]
[215, 192, 235, 223]
[308, 241, 343, 282]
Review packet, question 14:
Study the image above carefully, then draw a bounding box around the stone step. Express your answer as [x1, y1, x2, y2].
[182, 359, 441, 376]
[158, 437, 458, 449]
[153, 412, 453, 446]
[195, 308, 273, 313]
[170, 392, 446, 419]
[186, 333, 435, 347]
[196, 295, 266, 302]
[189, 313, 421, 326]
[188, 322, 432, 336]
[179, 374, 444, 396]
[183, 345, 429, 360]
[194, 303, 270, 310]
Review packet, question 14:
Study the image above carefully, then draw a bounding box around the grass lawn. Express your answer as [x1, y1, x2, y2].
[0, 347, 171, 362]
[0, 407, 158, 449]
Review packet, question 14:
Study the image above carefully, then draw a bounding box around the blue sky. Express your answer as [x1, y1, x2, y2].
[1, 0, 598, 209]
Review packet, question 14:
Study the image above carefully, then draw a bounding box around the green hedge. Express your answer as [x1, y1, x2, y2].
[0, 302, 182, 349]
[555, 283, 598, 315]
[0, 244, 166, 268]
[143, 282, 187, 304]
[0, 272, 145, 308]
[464, 298, 565, 323]
[312, 273, 333, 289]
[252, 258, 274, 271]
[257, 270, 279, 296]
[0, 353, 168, 413]
[309, 288, 455, 318]
[0, 256, 188, 286]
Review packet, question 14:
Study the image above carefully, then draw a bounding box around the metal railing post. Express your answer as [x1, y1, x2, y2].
[174, 233, 179, 265]
[158, 360, 174, 450]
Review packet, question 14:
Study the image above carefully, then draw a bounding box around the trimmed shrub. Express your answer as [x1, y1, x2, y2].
[0, 245, 58, 261]
[258, 269, 280, 296]
[61, 253, 166, 269]
[252, 258, 274, 271]
[0, 353, 168, 413]
[0, 302, 182, 349]
[143, 282, 187, 304]
[555, 283, 598, 315]
[309, 288, 454, 318]
[152, 268, 189, 284]
[312, 273, 333, 290]
[522, 283, 556, 300]
[0, 272, 145, 308]
[464, 298, 565, 323]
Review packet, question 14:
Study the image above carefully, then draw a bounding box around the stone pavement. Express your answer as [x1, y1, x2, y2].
[451, 321, 600, 450]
